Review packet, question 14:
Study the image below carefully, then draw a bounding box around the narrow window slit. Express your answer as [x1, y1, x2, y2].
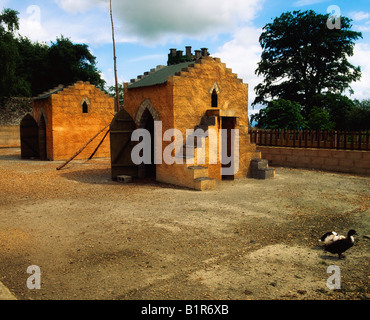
[212, 89, 218, 108]
[82, 101, 88, 113]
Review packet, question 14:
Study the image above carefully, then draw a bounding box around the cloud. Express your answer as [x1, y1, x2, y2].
[19, 0, 264, 45]
[18, 5, 50, 42]
[102, 0, 265, 43]
[355, 25, 370, 32]
[213, 26, 264, 112]
[214, 26, 370, 112]
[17, 2, 136, 45]
[349, 11, 370, 21]
[348, 43, 370, 100]
[53, 0, 104, 14]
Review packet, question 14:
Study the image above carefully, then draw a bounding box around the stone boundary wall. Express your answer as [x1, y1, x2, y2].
[0, 126, 20, 148]
[257, 146, 370, 176]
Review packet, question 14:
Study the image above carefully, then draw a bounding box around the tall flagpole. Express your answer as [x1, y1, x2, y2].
[110, 0, 120, 112]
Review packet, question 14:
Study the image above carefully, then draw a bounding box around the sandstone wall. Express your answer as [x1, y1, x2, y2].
[33, 82, 114, 160]
[0, 126, 20, 148]
[172, 57, 259, 179]
[257, 146, 370, 176]
[123, 57, 262, 187]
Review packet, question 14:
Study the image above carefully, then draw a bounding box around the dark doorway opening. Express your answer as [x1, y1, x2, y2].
[82, 102, 88, 113]
[20, 114, 39, 159]
[211, 89, 218, 108]
[141, 109, 156, 179]
[38, 114, 47, 160]
[110, 108, 138, 180]
[221, 117, 236, 181]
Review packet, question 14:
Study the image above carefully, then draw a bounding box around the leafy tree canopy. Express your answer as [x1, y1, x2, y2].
[0, 8, 19, 33]
[253, 10, 362, 115]
[251, 99, 307, 130]
[307, 106, 335, 131]
[348, 99, 370, 130]
[108, 83, 124, 107]
[0, 8, 106, 98]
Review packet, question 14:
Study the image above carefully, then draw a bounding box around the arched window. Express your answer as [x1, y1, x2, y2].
[82, 101, 88, 113]
[211, 89, 218, 108]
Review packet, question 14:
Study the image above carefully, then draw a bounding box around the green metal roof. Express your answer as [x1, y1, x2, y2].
[127, 61, 195, 89]
[33, 85, 65, 100]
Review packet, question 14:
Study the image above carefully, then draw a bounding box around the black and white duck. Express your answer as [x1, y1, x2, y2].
[323, 230, 357, 259]
[319, 231, 345, 247]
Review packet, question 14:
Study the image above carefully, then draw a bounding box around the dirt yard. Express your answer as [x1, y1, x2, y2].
[0, 148, 369, 300]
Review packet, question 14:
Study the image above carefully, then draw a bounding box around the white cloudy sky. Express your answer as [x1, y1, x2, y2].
[2, 0, 370, 115]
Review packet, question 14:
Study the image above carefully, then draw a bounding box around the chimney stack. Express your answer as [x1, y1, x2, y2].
[176, 50, 183, 58]
[185, 46, 192, 57]
[170, 48, 177, 57]
[201, 48, 209, 57]
[195, 50, 201, 59]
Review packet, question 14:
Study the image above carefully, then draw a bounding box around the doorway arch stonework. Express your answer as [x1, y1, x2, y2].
[134, 99, 160, 128]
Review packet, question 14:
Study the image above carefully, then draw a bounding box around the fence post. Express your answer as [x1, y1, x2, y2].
[270, 129, 273, 146]
[304, 130, 308, 148]
[330, 130, 335, 149]
[275, 129, 278, 146]
[358, 130, 361, 151]
[264, 129, 267, 146]
[285, 130, 289, 147]
[310, 130, 314, 148]
[336, 130, 340, 150]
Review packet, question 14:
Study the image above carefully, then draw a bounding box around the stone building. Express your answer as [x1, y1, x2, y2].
[110, 47, 274, 190]
[21, 81, 114, 161]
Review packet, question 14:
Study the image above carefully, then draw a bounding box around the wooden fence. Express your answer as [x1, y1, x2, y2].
[250, 129, 370, 151]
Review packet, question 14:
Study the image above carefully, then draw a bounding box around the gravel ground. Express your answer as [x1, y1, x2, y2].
[0, 147, 369, 300]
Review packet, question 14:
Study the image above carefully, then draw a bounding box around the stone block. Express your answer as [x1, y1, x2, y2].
[188, 166, 209, 179]
[257, 168, 275, 179]
[194, 177, 216, 191]
[251, 159, 268, 170]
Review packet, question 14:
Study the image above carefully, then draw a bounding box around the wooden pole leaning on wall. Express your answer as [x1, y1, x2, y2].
[88, 128, 110, 160]
[56, 123, 111, 171]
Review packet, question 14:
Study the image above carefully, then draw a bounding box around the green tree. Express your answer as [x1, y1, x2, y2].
[0, 8, 19, 32]
[0, 9, 107, 98]
[0, 8, 26, 97]
[311, 93, 355, 130]
[306, 106, 334, 130]
[47, 36, 106, 91]
[348, 99, 370, 130]
[108, 83, 124, 107]
[253, 10, 362, 116]
[16, 36, 49, 96]
[251, 99, 306, 129]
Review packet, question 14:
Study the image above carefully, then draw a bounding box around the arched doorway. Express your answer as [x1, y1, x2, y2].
[221, 117, 236, 181]
[20, 114, 39, 159]
[110, 108, 138, 180]
[38, 114, 47, 160]
[135, 99, 160, 179]
[140, 108, 156, 178]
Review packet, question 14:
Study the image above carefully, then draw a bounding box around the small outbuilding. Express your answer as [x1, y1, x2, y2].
[110, 47, 274, 190]
[20, 81, 114, 161]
